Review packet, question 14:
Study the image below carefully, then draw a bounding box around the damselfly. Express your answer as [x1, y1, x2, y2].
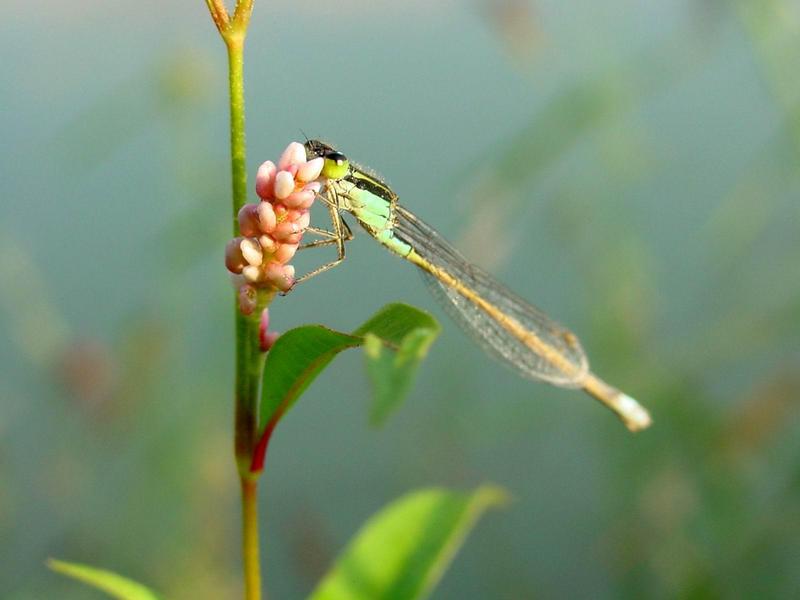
[299, 140, 651, 431]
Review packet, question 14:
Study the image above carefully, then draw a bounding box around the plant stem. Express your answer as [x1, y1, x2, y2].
[204, 2, 267, 596]
[227, 35, 248, 221]
[234, 300, 270, 474]
[204, 0, 229, 33]
[225, 29, 269, 599]
[240, 476, 262, 600]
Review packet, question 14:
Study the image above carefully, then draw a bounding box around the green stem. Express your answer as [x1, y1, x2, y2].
[227, 35, 248, 222]
[225, 30, 270, 599]
[240, 476, 262, 600]
[234, 298, 270, 474]
[204, 0, 229, 33]
[205, 4, 266, 597]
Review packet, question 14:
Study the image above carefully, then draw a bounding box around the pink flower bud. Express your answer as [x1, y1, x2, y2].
[297, 196, 317, 210]
[259, 234, 277, 254]
[255, 161, 277, 200]
[297, 157, 324, 182]
[277, 142, 306, 170]
[285, 233, 302, 244]
[263, 261, 283, 280]
[257, 201, 277, 232]
[274, 171, 296, 200]
[238, 204, 261, 237]
[225, 238, 246, 274]
[242, 265, 262, 283]
[282, 189, 316, 209]
[239, 284, 257, 315]
[274, 242, 299, 263]
[283, 264, 296, 280]
[258, 308, 280, 351]
[273, 220, 301, 242]
[264, 261, 293, 291]
[294, 181, 321, 209]
[261, 331, 280, 351]
[240, 238, 263, 266]
[295, 211, 311, 230]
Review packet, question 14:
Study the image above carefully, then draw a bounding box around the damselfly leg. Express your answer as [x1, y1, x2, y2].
[292, 189, 353, 286]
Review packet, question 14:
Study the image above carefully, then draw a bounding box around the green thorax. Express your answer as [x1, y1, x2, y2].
[330, 166, 412, 257]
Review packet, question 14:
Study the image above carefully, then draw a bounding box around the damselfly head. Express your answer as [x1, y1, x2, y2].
[303, 139, 336, 160]
[304, 139, 350, 180]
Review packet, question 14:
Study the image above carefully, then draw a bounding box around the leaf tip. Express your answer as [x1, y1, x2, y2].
[363, 332, 383, 358]
[473, 484, 513, 510]
[46, 558, 70, 575]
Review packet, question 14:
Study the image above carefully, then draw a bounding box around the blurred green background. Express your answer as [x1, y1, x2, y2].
[2, 0, 799, 598]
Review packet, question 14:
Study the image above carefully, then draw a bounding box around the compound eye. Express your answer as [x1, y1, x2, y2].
[321, 151, 349, 179]
[304, 141, 321, 160]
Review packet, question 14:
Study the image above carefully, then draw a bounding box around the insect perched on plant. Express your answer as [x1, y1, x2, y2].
[296, 139, 651, 431]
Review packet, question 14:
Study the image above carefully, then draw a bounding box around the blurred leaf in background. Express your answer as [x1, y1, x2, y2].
[310, 486, 508, 600]
[48, 559, 163, 600]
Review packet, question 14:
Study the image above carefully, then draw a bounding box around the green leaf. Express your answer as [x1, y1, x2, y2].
[364, 327, 439, 426]
[309, 486, 509, 600]
[258, 303, 440, 432]
[47, 559, 162, 600]
[259, 325, 362, 430]
[352, 303, 439, 345]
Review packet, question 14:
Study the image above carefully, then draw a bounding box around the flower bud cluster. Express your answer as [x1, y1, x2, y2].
[225, 142, 323, 314]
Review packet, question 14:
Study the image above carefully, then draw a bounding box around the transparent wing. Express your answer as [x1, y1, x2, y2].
[393, 205, 589, 387]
